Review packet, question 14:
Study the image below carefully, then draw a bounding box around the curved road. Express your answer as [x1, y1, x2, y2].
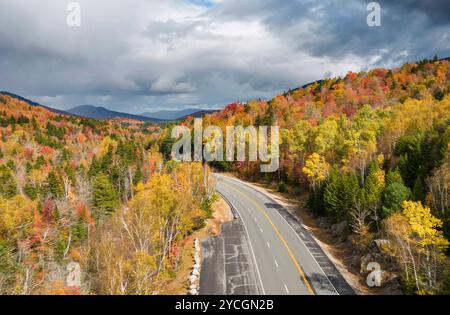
[200, 174, 354, 295]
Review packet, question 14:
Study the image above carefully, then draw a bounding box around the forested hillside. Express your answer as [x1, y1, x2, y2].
[0, 94, 215, 294]
[1, 57, 450, 295]
[190, 58, 450, 294]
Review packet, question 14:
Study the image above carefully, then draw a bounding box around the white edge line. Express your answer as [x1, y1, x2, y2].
[225, 195, 266, 295]
[220, 175, 339, 295]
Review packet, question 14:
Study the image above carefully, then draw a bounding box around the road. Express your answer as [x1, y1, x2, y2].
[200, 174, 354, 295]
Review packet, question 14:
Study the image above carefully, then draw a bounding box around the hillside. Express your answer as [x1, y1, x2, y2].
[178, 58, 450, 294]
[0, 94, 215, 295]
[1, 57, 450, 295]
[0, 91, 75, 116]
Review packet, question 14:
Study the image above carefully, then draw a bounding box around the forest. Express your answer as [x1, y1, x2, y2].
[170, 57, 450, 294]
[0, 57, 450, 294]
[0, 95, 215, 294]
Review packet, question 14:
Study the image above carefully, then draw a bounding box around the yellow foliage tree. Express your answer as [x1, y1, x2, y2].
[303, 153, 330, 192]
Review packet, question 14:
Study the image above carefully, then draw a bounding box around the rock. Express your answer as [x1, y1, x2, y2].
[192, 268, 200, 277]
[383, 276, 403, 295]
[317, 217, 331, 229]
[190, 284, 197, 290]
[189, 275, 197, 283]
[335, 235, 347, 244]
[370, 239, 391, 253]
[331, 221, 348, 237]
[359, 253, 373, 275]
[188, 288, 198, 295]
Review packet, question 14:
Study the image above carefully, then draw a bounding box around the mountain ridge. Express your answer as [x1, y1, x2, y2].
[67, 105, 163, 122]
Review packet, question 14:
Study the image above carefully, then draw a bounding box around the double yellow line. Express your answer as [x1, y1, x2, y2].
[222, 181, 315, 295]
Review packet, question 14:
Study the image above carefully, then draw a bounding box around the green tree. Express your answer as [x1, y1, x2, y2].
[44, 171, 64, 198]
[0, 165, 18, 198]
[382, 182, 411, 217]
[93, 173, 119, 219]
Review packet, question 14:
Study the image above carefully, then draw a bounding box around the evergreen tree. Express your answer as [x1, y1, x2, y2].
[0, 165, 18, 198]
[44, 171, 64, 198]
[93, 172, 119, 219]
[382, 182, 411, 217]
[88, 156, 101, 177]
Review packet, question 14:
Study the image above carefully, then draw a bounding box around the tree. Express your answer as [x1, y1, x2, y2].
[323, 169, 359, 221]
[92, 173, 119, 219]
[44, 171, 64, 199]
[363, 159, 385, 231]
[303, 153, 330, 192]
[384, 201, 449, 294]
[382, 182, 411, 217]
[0, 165, 18, 198]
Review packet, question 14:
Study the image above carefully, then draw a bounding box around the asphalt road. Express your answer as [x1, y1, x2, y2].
[200, 174, 355, 295]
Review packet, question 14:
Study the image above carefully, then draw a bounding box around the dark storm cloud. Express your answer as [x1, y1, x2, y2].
[377, 0, 450, 25]
[0, 0, 448, 113]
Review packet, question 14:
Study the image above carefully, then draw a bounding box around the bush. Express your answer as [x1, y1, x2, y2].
[278, 181, 288, 193]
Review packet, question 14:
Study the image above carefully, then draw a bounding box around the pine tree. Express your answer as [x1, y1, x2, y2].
[88, 156, 101, 177]
[93, 172, 119, 219]
[44, 171, 64, 198]
[323, 170, 341, 219]
[0, 165, 18, 198]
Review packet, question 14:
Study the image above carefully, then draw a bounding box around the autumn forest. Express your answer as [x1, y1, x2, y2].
[1, 57, 450, 295]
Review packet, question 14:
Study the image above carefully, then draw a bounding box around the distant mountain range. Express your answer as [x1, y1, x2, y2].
[0, 91, 216, 122]
[67, 105, 163, 122]
[141, 108, 217, 120]
[141, 108, 204, 120]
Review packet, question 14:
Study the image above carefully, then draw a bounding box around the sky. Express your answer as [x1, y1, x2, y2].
[0, 0, 449, 113]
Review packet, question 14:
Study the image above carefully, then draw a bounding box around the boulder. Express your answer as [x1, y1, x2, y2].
[359, 253, 374, 275]
[188, 288, 198, 295]
[317, 217, 331, 229]
[383, 275, 403, 295]
[370, 239, 391, 253]
[335, 235, 347, 243]
[192, 267, 200, 277]
[331, 221, 348, 237]
[189, 275, 197, 283]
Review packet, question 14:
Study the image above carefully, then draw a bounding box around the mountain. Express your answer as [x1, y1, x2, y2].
[177, 109, 219, 120]
[68, 105, 162, 122]
[141, 108, 214, 120]
[0, 91, 74, 116]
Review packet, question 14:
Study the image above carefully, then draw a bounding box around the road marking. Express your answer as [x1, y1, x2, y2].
[274, 259, 279, 268]
[266, 241, 270, 248]
[221, 176, 338, 295]
[224, 198, 266, 295]
[284, 284, 290, 294]
[222, 181, 315, 295]
[259, 227, 264, 233]
[254, 217, 257, 222]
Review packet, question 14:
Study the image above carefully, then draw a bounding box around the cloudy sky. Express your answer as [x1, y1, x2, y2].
[0, 0, 449, 113]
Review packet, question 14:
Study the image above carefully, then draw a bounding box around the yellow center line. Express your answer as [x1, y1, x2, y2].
[221, 181, 315, 295]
